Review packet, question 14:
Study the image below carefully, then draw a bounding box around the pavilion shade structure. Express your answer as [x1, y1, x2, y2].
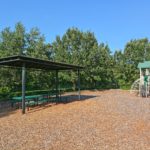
[0, 55, 83, 70]
[0, 55, 83, 114]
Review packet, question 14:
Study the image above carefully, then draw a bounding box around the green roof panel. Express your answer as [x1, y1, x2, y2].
[138, 61, 150, 69]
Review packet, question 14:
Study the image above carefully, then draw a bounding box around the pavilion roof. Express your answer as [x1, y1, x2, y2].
[0, 55, 83, 70]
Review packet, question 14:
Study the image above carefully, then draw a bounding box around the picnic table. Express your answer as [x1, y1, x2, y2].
[11, 90, 66, 110]
[11, 93, 57, 108]
[12, 95, 43, 108]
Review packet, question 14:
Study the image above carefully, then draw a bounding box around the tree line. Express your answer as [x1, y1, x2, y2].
[0, 22, 150, 98]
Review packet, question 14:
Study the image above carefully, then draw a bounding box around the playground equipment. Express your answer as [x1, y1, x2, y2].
[131, 61, 150, 97]
[130, 78, 140, 95]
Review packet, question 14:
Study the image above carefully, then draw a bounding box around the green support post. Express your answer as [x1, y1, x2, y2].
[22, 64, 26, 114]
[56, 70, 59, 102]
[78, 69, 81, 100]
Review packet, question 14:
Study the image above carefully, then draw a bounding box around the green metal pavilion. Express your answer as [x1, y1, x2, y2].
[0, 55, 83, 114]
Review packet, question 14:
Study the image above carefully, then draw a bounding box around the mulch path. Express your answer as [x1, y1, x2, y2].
[0, 89, 149, 150]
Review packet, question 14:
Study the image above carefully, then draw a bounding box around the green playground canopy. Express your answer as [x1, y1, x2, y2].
[138, 61, 150, 69]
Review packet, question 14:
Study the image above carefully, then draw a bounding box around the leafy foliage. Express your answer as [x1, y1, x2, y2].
[0, 23, 149, 99]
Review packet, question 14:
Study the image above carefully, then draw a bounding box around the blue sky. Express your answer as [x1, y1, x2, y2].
[0, 0, 150, 52]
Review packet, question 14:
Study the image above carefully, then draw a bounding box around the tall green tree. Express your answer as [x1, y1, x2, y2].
[1, 22, 150, 100]
[124, 38, 150, 85]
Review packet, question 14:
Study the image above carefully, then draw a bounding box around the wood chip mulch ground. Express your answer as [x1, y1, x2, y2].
[0, 90, 150, 150]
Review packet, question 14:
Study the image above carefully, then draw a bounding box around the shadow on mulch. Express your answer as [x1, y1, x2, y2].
[28, 94, 97, 113]
[0, 108, 18, 118]
[0, 94, 97, 117]
[60, 94, 97, 103]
